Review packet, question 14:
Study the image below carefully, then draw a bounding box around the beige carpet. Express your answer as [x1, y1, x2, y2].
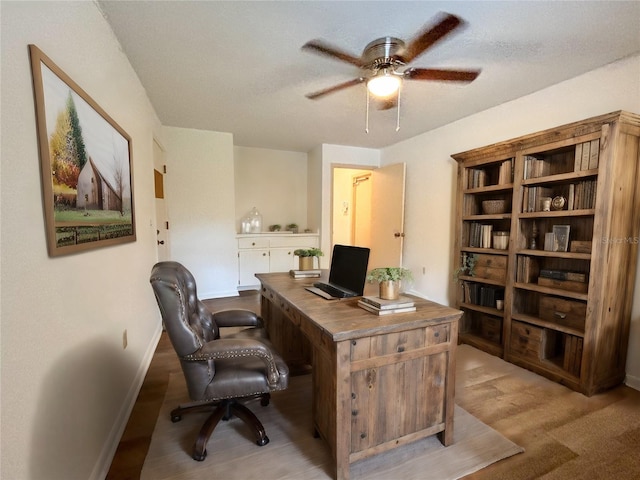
[141, 370, 523, 480]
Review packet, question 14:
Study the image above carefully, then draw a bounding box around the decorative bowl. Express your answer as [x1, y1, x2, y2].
[482, 199, 506, 215]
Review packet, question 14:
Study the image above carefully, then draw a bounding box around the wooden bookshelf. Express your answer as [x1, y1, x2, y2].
[452, 111, 640, 396]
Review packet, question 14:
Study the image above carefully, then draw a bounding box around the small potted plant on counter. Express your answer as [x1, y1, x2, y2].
[293, 247, 323, 271]
[366, 267, 413, 300]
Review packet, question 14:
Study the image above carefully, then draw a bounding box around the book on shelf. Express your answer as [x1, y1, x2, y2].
[516, 256, 540, 283]
[360, 295, 415, 310]
[467, 168, 487, 189]
[574, 140, 599, 171]
[589, 139, 600, 169]
[580, 140, 591, 170]
[539, 269, 587, 283]
[523, 155, 551, 179]
[357, 300, 416, 316]
[497, 159, 513, 185]
[462, 282, 504, 307]
[289, 269, 321, 278]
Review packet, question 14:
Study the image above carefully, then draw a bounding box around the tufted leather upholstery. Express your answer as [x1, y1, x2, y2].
[150, 261, 289, 460]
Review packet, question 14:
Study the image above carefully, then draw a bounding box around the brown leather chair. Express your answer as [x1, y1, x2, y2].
[150, 261, 289, 461]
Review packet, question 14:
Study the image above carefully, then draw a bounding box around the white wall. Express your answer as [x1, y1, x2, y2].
[381, 54, 640, 387]
[234, 146, 309, 232]
[163, 127, 238, 298]
[1, 2, 163, 479]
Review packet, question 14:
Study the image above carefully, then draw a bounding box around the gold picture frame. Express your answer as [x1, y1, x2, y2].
[29, 45, 135, 256]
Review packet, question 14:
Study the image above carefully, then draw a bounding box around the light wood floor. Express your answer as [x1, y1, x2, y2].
[107, 291, 640, 479]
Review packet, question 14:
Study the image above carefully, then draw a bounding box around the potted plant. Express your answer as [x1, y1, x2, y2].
[269, 224, 282, 232]
[453, 253, 477, 281]
[366, 267, 413, 300]
[287, 223, 299, 234]
[293, 247, 323, 270]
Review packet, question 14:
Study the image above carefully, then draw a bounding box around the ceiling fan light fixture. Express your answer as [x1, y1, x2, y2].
[366, 70, 401, 98]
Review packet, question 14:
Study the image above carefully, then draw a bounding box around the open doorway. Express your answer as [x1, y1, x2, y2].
[332, 163, 406, 269]
[153, 139, 170, 261]
[332, 167, 372, 247]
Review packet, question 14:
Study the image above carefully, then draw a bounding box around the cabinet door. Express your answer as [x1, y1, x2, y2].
[238, 249, 269, 286]
[269, 248, 296, 273]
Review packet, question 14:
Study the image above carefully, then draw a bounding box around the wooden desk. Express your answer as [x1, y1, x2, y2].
[257, 273, 462, 480]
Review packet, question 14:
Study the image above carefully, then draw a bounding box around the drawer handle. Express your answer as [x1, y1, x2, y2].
[252, 242, 256, 246]
[554, 311, 567, 319]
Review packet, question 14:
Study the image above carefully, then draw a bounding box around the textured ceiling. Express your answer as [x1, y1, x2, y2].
[99, 1, 640, 152]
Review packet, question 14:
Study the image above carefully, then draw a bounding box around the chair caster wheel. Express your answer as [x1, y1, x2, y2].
[257, 435, 269, 446]
[192, 450, 207, 461]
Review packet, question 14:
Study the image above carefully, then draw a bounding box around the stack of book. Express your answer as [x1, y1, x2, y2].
[289, 269, 321, 279]
[357, 295, 416, 315]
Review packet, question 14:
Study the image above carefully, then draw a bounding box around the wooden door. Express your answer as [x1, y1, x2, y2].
[368, 163, 406, 269]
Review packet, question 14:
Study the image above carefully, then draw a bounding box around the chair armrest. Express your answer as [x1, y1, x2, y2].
[213, 309, 263, 328]
[185, 338, 280, 387]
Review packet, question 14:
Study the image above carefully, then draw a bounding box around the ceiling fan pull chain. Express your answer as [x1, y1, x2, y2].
[365, 88, 370, 134]
[396, 84, 402, 132]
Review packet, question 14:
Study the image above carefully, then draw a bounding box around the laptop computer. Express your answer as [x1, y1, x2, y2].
[306, 244, 370, 299]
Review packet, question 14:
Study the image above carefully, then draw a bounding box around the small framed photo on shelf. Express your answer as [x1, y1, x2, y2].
[552, 225, 570, 252]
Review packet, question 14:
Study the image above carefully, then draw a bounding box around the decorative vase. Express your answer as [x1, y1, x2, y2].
[299, 256, 314, 271]
[379, 280, 400, 300]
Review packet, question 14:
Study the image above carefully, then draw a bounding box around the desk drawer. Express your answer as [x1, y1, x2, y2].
[351, 324, 450, 361]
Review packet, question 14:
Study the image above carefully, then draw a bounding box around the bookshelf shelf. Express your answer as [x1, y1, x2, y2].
[453, 111, 640, 396]
[462, 247, 509, 255]
[521, 169, 598, 186]
[513, 282, 589, 301]
[518, 209, 595, 219]
[516, 249, 592, 260]
[463, 183, 514, 194]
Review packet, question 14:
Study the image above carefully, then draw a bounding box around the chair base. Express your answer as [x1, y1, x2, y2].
[170, 394, 271, 461]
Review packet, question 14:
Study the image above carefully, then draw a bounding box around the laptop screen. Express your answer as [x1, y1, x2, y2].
[328, 244, 371, 296]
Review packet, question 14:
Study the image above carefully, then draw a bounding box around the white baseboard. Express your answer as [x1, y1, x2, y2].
[91, 322, 163, 480]
[202, 288, 242, 299]
[625, 373, 640, 391]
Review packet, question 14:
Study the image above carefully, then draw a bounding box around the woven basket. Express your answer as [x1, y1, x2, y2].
[482, 199, 506, 215]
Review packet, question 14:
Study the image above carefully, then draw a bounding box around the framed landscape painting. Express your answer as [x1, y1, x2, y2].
[29, 45, 136, 256]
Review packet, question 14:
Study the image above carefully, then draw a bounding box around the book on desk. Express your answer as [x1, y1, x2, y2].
[358, 295, 416, 315]
[289, 269, 321, 279]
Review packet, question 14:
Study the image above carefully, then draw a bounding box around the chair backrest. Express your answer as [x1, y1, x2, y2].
[150, 261, 219, 400]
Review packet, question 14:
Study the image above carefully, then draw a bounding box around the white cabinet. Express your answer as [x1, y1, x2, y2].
[237, 234, 319, 288]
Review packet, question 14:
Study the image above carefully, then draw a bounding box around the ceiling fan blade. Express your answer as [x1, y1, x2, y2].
[302, 40, 364, 67]
[401, 13, 463, 63]
[305, 77, 366, 99]
[405, 67, 480, 82]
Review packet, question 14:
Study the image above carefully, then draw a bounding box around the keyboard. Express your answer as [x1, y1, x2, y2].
[313, 282, 355, 298]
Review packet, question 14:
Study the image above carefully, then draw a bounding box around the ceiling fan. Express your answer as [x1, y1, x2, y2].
[302, 12, 480, 112]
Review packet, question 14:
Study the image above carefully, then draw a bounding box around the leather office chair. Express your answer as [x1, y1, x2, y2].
[149, 261, 289, 461]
